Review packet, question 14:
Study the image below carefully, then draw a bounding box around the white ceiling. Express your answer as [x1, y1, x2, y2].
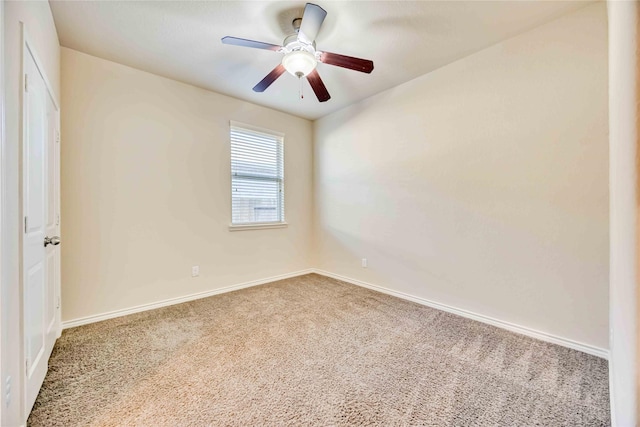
[50, 1, 593, 120]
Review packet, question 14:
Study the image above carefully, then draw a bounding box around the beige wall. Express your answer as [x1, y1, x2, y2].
[314, 3, 609, 350]
[2, 1, 60, 425]
[60, 48, 313, 322]
[607, 1, 639, 424]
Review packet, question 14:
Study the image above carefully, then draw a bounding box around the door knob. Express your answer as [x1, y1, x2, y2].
[44, 236, 61, 247]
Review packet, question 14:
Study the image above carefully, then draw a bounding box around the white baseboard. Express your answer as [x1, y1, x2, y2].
[312, 269, 609, 360]
[62, 267, 609, 360]
[62, 269, 314, 330]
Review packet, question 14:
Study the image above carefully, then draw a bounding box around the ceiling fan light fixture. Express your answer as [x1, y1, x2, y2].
[282, 50, 317, 77]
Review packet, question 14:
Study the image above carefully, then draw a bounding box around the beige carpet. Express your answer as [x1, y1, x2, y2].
[28, 274, 610, 426]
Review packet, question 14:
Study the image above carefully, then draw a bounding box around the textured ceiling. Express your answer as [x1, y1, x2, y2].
[49, 1, 593, 120]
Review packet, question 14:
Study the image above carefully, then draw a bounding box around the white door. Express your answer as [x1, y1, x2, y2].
[23, 44, 60, 416]
[45, 82, 61, 344]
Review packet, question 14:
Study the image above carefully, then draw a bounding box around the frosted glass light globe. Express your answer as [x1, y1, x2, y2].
[281, 51, 317, 77]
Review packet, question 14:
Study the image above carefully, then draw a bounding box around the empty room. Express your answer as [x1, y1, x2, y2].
[1, 0, 639, 425]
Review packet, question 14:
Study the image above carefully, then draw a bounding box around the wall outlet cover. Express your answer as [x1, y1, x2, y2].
[191, 266, 200, 277]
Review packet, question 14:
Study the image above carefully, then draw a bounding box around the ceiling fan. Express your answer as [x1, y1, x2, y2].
[221, 3, 374, 103]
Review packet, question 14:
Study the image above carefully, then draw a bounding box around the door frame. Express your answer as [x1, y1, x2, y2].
[19, 23, 61, 421]
[0, 0, 4, 422]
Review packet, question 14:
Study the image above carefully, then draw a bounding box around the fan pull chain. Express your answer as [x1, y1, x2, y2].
[299, 75, 304, 100]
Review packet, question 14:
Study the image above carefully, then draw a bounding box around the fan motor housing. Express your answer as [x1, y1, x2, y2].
[282, 34, 316, 55]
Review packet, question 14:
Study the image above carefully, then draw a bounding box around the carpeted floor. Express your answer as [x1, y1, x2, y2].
[28, 274, 610, 426]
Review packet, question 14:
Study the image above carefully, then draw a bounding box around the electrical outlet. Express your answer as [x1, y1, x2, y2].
[5, 376, 11, 407]
[362, 258, 367, 268]
[191, 266, 200, 277]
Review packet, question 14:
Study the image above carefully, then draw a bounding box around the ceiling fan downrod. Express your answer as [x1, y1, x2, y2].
[292, 17, 302, 34]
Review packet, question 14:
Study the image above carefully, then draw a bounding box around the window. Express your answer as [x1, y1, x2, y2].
[230, 122, 285, 228]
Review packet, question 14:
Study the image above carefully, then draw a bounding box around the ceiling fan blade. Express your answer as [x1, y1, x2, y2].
[253, 64, 286, 92]
[306, 69, 331, 102]
[319, 51, 374, 74]
[221, 36, 282, 52]
[298, 3, 327, 44]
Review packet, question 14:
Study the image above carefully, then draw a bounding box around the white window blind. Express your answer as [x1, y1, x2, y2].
[230, 123, 284, 225]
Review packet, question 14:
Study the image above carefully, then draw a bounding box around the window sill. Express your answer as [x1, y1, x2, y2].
[228, 222, 288, 232]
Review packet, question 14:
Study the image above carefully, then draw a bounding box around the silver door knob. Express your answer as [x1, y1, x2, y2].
[44, 236, 61, 247]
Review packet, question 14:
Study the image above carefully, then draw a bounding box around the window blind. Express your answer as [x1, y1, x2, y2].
[230, 123, 284, 225]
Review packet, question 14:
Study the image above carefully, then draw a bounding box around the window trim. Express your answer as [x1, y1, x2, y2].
[229, 121, 286, 229]
[228, 222, 289, 232]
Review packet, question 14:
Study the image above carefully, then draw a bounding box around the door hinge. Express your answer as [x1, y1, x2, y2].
[56, 131, 60, 144]
[56, 214, 60, 226]
[25, 359, 29, 375]
[24, 74, 28, 93]
[24, 216, 28, 233]
[56, 296, 60, 309]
